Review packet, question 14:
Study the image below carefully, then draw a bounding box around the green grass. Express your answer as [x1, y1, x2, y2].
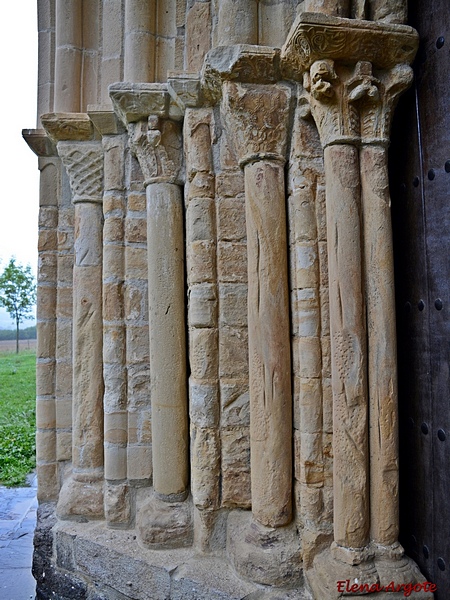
[0, 350, 36, 486]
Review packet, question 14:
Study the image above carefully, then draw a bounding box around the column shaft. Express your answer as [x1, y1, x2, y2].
[324, 144, 369, 550]
[216, 0, 258, 46]
[147, 182, 188, 499]
[304, 0, 350, 17]
[124, 0, 156, 82]
[245, 160, 292, 528]
[36, 157, 59, 501]
[72, 202, 104, 474]
[55, 0, 82, 112]
[360, 144, 399, 547]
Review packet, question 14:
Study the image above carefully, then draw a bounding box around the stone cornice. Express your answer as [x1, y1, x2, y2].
[40, 113, 95, 143]
[281, 12, 419, 80]
[87, 105, 126, 136]
[22, 129, 57, 157]
[201, 45, 281, 104]
[109, 83, 184, 126]
[167, 72, 202, 111]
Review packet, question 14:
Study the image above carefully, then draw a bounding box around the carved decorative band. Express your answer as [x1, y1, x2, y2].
[109, 83, 170, 126]
[281, 12, 418, 80]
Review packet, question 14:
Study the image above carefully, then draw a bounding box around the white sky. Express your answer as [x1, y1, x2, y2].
[0, 2, 39, 328]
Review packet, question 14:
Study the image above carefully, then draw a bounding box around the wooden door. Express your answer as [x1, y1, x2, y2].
[390, 0, 450, 596]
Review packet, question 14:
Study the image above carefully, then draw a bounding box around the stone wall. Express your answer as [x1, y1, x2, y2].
[24, 1, 433, 598]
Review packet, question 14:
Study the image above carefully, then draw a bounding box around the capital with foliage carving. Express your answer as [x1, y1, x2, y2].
[221, 81, 291, 167]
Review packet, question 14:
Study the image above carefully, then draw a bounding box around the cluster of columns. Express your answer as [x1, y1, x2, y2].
[280, 8, 423, 594]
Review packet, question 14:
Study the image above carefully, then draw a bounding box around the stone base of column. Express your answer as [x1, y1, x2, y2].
[137, 492, 193, 549]
[227, 511, 302, 587]
[374, 542, 432, 593]
[306, 545, 434, 598]
[56, 474, 104, 520]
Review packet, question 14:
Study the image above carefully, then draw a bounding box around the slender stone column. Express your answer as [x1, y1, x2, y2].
[324, 144, 369, 550]
[281, 13, 423, 596]
[216, 0, 258, 46]
[23, 130, 60, 501]
[54, 0, 82, 112]
[361, 144, 398, 548]
[124, 0, 156, 82]
[300, 61, 372, 558]
[304, 0, 350, 17]
[110, 84, 191, 547]
[358, 63, 413, 558]
[129, 117, 188, 502]
[222, 81, 292, 528]
[41, 114, 105, 519]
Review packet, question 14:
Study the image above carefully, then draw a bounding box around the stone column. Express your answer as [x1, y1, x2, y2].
[100, 123, 129, 527]
[216, 0, 258, 46]
[42, 114, 105, 519]
[23, 131, 60, 501]
[281, 13, 424, 597]
[222, 81, 292, 529]
[357, 64, 414, 574]
[304, 60, 371, 559]
[124, 0, 156, 82]
[110, 83, 191, 546]
[129, 118, 189, 500]
[54, 0, 82, 112]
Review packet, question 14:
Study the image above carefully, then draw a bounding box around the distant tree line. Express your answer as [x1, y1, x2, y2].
[0, 325, 36, 341]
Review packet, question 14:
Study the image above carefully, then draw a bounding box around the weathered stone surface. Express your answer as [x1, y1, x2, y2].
[137, 494, 193, 549]
[188, 284, 217, 328]
[189, 379, 219, 428]
[227, 511, 303, 586]
[186, 2, 212, 72]
[221, 427, 251, 508]
[191, 426, 220, 510]
[30, 4, 427, 599]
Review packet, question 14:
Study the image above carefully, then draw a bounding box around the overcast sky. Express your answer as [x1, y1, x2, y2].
[0, 2, 39, 328]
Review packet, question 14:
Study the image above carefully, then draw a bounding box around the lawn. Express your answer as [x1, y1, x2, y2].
[0, 350, 36, 486]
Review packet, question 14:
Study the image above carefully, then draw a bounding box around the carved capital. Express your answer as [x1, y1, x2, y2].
[358, 63, 413, 144]
[304, 60, 413, 147]
[57, 141, 104, 204]
[129, 117, 183, 186]
[221, 82, 291, 167]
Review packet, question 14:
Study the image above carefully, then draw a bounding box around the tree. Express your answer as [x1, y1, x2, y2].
[0, 259, 36, 354]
